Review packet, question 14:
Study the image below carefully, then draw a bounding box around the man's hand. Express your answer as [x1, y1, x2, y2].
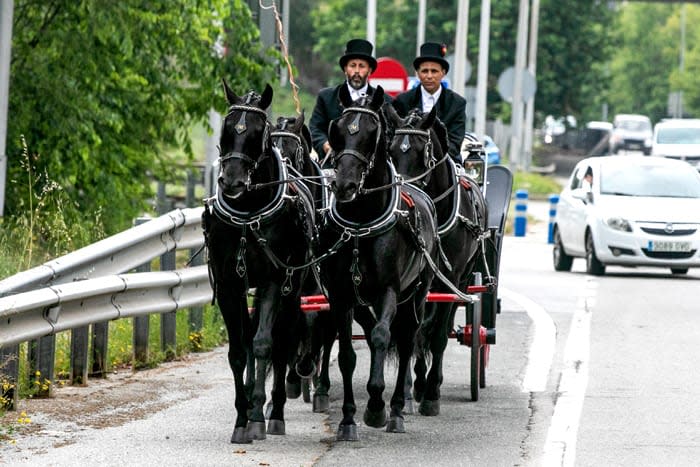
[322, 141, 331, 155]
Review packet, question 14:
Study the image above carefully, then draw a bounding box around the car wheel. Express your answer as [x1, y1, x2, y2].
[585, 232, 605, 275]
[552, 228, 573, 272]
[671, 268, 688, 275]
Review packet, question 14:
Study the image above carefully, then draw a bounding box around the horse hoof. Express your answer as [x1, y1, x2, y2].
[419, 399, 440, 416]
[247, 421, 266, 440]
[363, 407, 387, 428]
[336, 423, 359, 441]
[267, 419, 285, 435]
[286, 381, 302, 399]
[403, 399, 414, 415]
[386, 415, 405, 433]
[231, 427, 252, 444]
[313, 394, 330, 413]
[413, 389, 423, 403]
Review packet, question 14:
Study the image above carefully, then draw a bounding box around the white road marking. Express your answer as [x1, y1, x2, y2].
[500, 287, 556, 392]
[541, 282, 596, 466]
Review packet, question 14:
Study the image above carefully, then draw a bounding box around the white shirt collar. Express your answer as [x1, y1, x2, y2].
[420, 85, 442, 113]
[346, 82, 369, 102]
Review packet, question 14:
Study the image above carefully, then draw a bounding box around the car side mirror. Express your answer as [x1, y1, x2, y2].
[572, 187, 593, 204]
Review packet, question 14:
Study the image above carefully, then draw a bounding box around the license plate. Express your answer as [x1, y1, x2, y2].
[647, 241, 691, 252]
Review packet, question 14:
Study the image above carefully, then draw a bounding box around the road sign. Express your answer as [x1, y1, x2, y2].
[369, 57, 409, 97]
[497, 66, 537, 103]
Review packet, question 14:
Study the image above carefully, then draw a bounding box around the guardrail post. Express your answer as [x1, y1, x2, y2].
[132, 217, 152, 369]
[548, 194, 560, 244]
[90, 321, 109, 378]
[1, 345, 19, 410]
[70, 326, 89, 385]
[160, 248, 177, 361]
[29, 336, 55, 397]
[514, 189, 528, 237]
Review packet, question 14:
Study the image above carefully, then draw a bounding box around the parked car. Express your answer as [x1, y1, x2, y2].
[651, 118, 700, 171]
[609, 114, 653, 154]
[463, 132, 500, 165]
[552, 155, 700, 275]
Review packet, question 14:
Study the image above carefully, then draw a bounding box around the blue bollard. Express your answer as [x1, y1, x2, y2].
[548, 194, 560, 244]
[514, 189, 528, 237]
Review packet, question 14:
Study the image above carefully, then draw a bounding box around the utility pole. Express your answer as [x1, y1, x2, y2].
[509, 0, 529, 171]
[474, 0, 491, 139]
[522, 0, 540, 172]
[416, 0, 426, 57]
[367, 0, 376, 48]
[452, 0, 470, 99]
[0, 0, 14, 217]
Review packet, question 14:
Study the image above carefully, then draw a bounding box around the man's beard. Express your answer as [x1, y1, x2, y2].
[348, 74, 367, 90]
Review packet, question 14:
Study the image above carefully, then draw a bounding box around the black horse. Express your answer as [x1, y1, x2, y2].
[271, 112, 335, 413]
[319, 85, 439, 440]
[202, 81, 316, 443]
[386, 106, 488, 416]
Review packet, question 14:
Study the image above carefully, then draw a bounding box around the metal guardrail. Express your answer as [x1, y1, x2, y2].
[0, 206, 208, 348]
[0, 266, 212, 347]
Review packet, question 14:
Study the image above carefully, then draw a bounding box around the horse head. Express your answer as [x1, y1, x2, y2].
[328, 85, 387, 202]
[218, 80, 273, 199]
[387, 106, 449, 185]
[273, 110, 312, 173]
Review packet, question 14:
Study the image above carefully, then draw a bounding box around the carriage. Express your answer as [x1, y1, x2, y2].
[203, 82, 513, 443]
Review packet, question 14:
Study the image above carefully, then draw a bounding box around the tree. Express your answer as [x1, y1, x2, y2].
[6, 0, 277, 235]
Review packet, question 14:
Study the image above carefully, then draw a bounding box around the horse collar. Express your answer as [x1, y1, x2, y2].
[209, 147, 290, 228]
[327, 161, 402, 238]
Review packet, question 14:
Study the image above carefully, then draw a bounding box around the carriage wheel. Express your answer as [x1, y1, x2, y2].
[470, 298, 482, 402]
[479, 346, 486, 388]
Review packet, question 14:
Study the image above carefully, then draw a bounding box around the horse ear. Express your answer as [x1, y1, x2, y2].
[421, 106, 438, 130]
[295, 109, 313, 149]
[384, 103, 402, 127]
[338, 85, 353, 108]
[222, 79, 238, 106]
[433, 117, 449, 154]
[328, 120, 341, 152]
[260, 84, 273, 110]
[370, 86, 385, 110]
[290, 111, 304, 133]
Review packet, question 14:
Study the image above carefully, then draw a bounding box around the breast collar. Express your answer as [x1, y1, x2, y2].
[208, 146, 297, 228]
[327, 160, 403, 238]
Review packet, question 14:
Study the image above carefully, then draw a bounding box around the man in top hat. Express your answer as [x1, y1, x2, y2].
[310, 38, 392, 162]
[393, 42, 466, 163]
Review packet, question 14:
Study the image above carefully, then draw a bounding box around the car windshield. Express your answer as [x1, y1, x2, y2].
[656, 127, 700, 144]
[600, 163, 700, 198]
[618, 120, 651, 131]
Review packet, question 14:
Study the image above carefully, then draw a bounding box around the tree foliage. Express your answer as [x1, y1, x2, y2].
[7, 0, 277, 235]
[304, 0, 614, 125]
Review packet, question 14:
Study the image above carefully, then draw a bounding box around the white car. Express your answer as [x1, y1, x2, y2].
[651, 118, 700, 171]
[552, 155, 700, 275]
[609, 114, 652, 155]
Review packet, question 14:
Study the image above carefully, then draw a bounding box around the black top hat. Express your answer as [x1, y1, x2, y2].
[413, 42, 449, 72]
[339, 39, 378, 72]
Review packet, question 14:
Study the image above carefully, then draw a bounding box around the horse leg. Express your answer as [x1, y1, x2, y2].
[334, 304, 359, 441]
[219, 288, 254, 444]
[420, 302, 457, 416]
[412, 301, 436, 404]
[387, 302, 420, 433]
[248, 287, 280, 440]
[313, 312, 335, 413]
[364, 293, 397, 429]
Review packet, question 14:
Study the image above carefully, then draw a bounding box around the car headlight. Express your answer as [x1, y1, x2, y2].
[606, 217, 632, 232]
